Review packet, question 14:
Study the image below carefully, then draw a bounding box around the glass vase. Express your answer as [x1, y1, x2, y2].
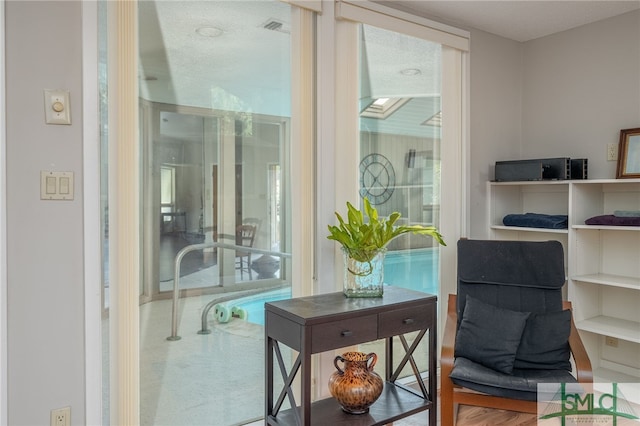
[342, 248, 386, 297]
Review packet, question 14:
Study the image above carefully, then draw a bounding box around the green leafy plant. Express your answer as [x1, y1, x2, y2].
[327, 198, 446, 268]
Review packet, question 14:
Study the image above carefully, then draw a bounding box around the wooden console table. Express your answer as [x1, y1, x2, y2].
[265, 286, 437, 425]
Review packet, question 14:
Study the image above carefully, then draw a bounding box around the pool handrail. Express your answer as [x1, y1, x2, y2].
[197, 286, 288, 335]
[167, 241, 291, 341]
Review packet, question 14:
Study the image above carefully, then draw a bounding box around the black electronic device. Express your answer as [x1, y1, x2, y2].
[495, 157, 572, 182]
[570, 158, 588, 180]
[494, 159, 544, 181]
[541, 157, 571, 180]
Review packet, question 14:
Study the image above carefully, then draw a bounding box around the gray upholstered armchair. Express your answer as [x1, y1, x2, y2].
[440, 239, 592, 425]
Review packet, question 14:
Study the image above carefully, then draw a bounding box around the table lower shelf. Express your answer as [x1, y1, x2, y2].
[267, 382, 432, 426]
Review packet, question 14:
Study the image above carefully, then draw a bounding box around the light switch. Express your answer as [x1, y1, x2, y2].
[44, 90, 71, 125]
[59, 177, 70, 194]
[46, 176, 57, 194]
[40, 171, 74, 200]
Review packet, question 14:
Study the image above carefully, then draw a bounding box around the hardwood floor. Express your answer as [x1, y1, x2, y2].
[391, 399, 538, 425]
[455, 406, 537, 426]
[248, 406, 538, 426]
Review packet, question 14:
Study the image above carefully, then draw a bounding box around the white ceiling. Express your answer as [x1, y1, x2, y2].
[138, 0, 292, 114]
[383, 1, 640, 42]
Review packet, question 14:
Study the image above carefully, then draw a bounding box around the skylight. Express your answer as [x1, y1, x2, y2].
[422, 110, 442, 127]
[360, 97, 410, 119]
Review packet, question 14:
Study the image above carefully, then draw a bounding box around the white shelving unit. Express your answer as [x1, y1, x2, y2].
[489, 181, 570, 269]
[488, 179, 640, 393]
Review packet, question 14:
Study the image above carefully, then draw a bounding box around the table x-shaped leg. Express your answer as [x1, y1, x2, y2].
[387, 329, 429, 399]
[270, 341, 301, 424]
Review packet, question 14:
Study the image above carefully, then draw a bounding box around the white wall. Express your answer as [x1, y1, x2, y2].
[522, 10, 640, 179]
[467, 9, 640, 238]
[468, 29, 523, 238]
[5, 2, 85, 425]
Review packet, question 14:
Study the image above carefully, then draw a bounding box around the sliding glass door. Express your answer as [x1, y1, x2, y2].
[136, 1, 295, 424]
[324, 1, 468, 389]
[358, 23, 442, 296]
[100, 0, 317, 420]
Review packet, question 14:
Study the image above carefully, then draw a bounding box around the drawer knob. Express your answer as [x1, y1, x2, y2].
[341, 330, 353, 337]
[403, 318, 415, 325]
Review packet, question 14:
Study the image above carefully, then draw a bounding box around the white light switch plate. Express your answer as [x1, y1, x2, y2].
[44, 89, 71, 125]
[40, 171, 74, 200]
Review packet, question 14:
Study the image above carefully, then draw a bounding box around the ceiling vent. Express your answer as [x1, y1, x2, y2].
[262, 19, 289, 34]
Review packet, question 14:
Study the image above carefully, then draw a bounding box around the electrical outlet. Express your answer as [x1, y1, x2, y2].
[51, 407, 70, 426]
[605, 336, 619, 348]
[607, 143, 618, 161]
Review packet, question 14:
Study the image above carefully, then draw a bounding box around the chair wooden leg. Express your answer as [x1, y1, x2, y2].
[441, 378, 455, 426]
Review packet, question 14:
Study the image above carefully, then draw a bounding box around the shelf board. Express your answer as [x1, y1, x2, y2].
[489, 180, 570, 186]
[572, 274, 640, 290]
[490, 225, 568, 234]
[593, 368, 640, 405]
[267, 383, 431, 426]
[594, 367, 640, 383]
[576, 315, 640, 343]
[573, 224, 640, 231]
[572, 178, 640, 184]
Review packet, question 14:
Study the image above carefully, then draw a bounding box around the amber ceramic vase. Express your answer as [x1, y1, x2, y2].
[328, 351, 384, 414]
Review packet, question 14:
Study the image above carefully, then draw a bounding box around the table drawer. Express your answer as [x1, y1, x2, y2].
[378, 304, 434, 338]
[311, 314, 378, 353]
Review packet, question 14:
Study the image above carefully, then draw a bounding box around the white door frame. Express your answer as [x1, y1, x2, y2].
[82, 1, 103, 424]
[0, 1, 8, 424]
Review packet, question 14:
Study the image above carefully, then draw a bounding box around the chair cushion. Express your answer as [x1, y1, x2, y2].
[457, 240, 566, 289]
[514, 309, 572, 371]
[454, 296, 530, 374]
[450, 357, 578, 401]
[456, 240, 566, 319]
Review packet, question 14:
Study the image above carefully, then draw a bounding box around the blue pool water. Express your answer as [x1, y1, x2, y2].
[383, 248, 439, 295]
[230, 248, 439, 326]
[228, 287, 291, 326]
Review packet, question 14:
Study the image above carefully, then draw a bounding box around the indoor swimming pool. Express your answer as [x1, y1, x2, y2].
[384, 247, 440, 295]
[223, 286, 291, 326]
[226, 248, 440, 326]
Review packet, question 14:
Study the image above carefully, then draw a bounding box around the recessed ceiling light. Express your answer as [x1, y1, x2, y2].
[196, 26, 224, 38]
[400, 68, 421, 76]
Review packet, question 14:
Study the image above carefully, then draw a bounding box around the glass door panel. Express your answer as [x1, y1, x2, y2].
[154, 111, 208, 292]
[137, 1, 293, 424]
[359, 23, 442, 295]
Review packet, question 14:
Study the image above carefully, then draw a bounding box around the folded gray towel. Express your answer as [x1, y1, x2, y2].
[614, 210, 640, 217]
